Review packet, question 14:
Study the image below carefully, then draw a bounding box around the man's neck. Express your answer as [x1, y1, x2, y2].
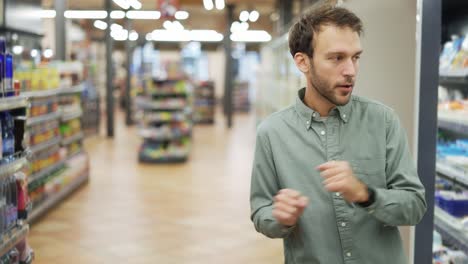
[303, 85, 336, 117]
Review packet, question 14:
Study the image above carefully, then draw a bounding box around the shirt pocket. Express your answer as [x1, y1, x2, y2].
[350, 158, 387, 189]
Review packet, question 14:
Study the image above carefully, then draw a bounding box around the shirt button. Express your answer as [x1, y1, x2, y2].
[341, 222, 346, 227]
[343, 114, 346, 118]
[347, 252, 352, 257]
[335, 192, 340, 197]
[320, 131, 326, 136]
[312, 113, 316, 117]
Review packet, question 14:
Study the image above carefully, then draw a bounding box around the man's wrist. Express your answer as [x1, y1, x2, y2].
[356, 185, 376, 208]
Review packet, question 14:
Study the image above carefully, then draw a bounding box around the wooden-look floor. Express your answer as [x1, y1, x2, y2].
[28, 111, 283, 264]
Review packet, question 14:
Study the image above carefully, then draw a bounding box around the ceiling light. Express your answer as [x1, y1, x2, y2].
[30, 49, 39, 58]
[12, 46, 24, 55]
[39, 10, 56, 18]
[240, 22, 249, 31]
[230, 30, 272, 42]
[249, 11, 259, 22]
[215, 0, 225, 10]
[113, 0, 130, 10]
[190, 30, 223, 42]
[203, 0, 214, 10]
[44, 49, 54, 59]
[94, 20, 108, 30]
[152, 29, 191, 42]
[126, 11, 161, 19]
[111, 29, 128, 41]
[172, 21, 184, 31]
[230, 21, 240, 32]
[175, 11, 189, 20]
[129, 31, 139, 41]
[110, 10, 126, 19]
[163, 21, 172, 30]
[64, 10, 108, 19]
[240, 11, 249, 22]
[146, 33, 153, 41]
[111, 23, 123, 31]
[128, 0, 142, 10]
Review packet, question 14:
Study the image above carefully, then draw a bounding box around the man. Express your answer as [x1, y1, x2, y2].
[250, 5, 426, 264]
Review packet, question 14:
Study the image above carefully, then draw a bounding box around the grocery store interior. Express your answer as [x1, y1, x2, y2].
[0, 0, 466, 263]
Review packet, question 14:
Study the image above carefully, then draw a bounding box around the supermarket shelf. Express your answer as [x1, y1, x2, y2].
[196, 119, 215, 124]
[29, 172, 89, 224]
[0, 96, 29, 112]
[29, 137, 62, 154]
[62, 132, 84, 146]
[434, 206, 468, 254]
[436, 161, 468, 187]
[23, 89, 60, 98]
[61, 110, 83, 122]
[0, 156, 28, 180]
[22, 83, 85, 98]
[438, 117, 468, 137]
[139, 130, 191, 140]
[58, 83, 85, 94]
[0, 225, 29, 257]
[28, 160, 66, 185]
[153, 77, 185, 83]
[439, 70, 468, 85]
[27, 111, 61, 126]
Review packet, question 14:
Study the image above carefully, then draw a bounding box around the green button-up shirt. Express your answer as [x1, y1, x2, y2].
[250, 88, 426, 264]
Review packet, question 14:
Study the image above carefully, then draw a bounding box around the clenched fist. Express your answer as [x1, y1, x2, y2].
[317, 161, 369, 203]
[273, 189, 309, 227]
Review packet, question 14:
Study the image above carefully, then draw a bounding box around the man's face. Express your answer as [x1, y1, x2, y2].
[308, 25, 362, 106]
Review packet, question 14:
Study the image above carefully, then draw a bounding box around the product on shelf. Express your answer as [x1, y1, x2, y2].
[1, 111, 15, 161]
[29, 97, 59, 117]
[436, 190, 468, 217]
[233, 81, 250, 112]
[193, 81, 215, 124]
[28, 120, 60, 146]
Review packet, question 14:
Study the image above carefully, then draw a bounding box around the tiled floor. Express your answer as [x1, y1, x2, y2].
[28, 111, 283, 264]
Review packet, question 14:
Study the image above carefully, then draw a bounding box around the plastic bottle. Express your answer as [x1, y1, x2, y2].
[0, 37, 5, 97]
[1, 112, 15, 161]
[4, 53, 13, 97]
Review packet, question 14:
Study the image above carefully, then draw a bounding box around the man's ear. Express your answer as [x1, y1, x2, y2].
[293, 53, 311, 73]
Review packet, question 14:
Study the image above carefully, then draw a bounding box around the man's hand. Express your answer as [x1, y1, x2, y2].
[273, 189, 309, 227]
[317, 161, 369, 203]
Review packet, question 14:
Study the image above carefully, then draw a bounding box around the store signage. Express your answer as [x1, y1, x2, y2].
[157, 0, 179, 19]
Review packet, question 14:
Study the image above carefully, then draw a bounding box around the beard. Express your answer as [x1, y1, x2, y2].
[309, 65, 354, 106]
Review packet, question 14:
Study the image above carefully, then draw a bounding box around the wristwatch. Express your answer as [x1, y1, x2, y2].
[357, 185, 376, 208]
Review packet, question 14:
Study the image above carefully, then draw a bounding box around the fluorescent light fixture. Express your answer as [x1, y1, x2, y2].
[249, 10, 259, 22]
[146, 33, 153, 41]
[230, 21, 240, 32]
[113, 0, 130, 9]
[230, 30, 272, 42]
[126, 11, 161, 19]
[111, 23, 123, 31]
[128, 0, 142, 9]
[39, 10, 56, 18]
[110, 10, 126, 19]
[152, 29, 190, 42]
[44, 49, 54, 59]
[172, 21, 184, 31]
[175, 11, 189, 20]
[150, 29, 223, 42]
[240, 22, 249, 31]
[94, 20, 108, 30]
[163, 21, 172, 30]
[240, 11, 249, 22]
[215, 0, 225, 10]
[12, 46, 24, 55]
[129, 31, 139, 41]
[190, 30, 223, 42]
[64, 10, 108, 19]
[30, 49, 39, 58]
[203, 0, 214, 10]
[111, 29, 129, 41]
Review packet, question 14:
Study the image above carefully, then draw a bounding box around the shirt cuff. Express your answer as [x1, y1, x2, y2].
[356, 186, 376, 208]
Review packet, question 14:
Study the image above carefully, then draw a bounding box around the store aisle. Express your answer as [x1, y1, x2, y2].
[28, 111, 283, 264]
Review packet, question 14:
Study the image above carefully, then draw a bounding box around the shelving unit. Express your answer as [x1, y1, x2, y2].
[25, 83, 90, 225]
[0, 93, 32, 261]
[434, 206, 468, 254]
[136, 78, 192, 163]
[233, 81, 250, 113]
[193, 81, 215, 124]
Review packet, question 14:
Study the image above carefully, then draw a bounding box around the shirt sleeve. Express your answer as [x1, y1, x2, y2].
[361, 109, 427, 226]
[250, 126, 295, 238]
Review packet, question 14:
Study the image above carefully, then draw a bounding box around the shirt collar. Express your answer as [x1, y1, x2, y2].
[294, 88, 351, 126]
